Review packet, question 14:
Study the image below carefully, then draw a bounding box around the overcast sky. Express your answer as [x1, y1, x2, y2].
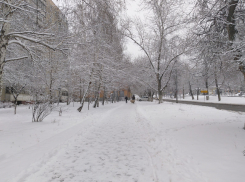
[125, 0, 144, 59]
[123, 0, 145, 59]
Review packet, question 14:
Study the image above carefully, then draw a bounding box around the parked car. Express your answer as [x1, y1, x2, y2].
[234, 92, 244, 96]
[135, 95, 140, 101]
[139, 96, 148, 101]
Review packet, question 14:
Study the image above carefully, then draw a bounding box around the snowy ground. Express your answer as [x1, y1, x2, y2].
[0, 101, 245, 182]
[164, 95, 245, 105]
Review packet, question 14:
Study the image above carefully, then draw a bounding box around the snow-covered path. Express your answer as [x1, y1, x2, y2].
[17, 104, 153, 182]
[23, 103, 159, 182]
[1, 101, 245, 182]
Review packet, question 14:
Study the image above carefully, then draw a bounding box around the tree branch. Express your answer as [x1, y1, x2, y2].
[4, 56, 28, 63]
[123, 31, 156, 73]
[11, 34, 56, 50]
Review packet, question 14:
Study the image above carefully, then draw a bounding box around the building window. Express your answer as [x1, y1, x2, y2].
[62, 91, 68, 96]
[5, 87, 11, 94]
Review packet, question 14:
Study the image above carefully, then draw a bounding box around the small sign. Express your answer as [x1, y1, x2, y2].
[200, 90, 208, 94]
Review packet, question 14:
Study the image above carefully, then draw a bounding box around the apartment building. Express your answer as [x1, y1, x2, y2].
[1, 0, 68, 103]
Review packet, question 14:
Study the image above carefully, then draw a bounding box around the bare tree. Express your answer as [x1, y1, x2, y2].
[123, 0, 190, 103]
[193, 0, 245, 95]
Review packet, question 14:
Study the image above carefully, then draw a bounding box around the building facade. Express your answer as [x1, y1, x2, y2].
[1, 0, 68, 103]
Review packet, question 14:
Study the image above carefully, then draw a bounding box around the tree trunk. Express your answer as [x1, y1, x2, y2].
[93, 96, 99, 108]
[158, 90, 163, 103]
[239, 66, 245, 91]
[93, 65, 102, 108]
[175, 70, 178, 103]
[227, 0, 238, 41]
[175, 89, 178, 103]
[80, 78, 82, 104]
[189, 81, 194, 100]
[77, 82, 92, 112]
[49, 71, 53, 104]
[12, 93, 20, 115]
[67, 91, 69, 105]
[205, 78, 209, 95]
[14, 101, 17, 115]
[78, 67, 94, 112]
[197, 88, 199, 100]
[102, 86, 105, 105]
[0, 14, 11, 101]
[214, 63, 221, 101]
[117, 90, 120, 102]
[205, 79, 209, 100]
[93, 96, 98, 108]
[150, 89, 153, 102]
[228, 84, 232, 96]
[183, 87, 184, 99]
[157, 76, 163, 103]
[0, 62, 5, 102]
[112, 92, 114, 103]
[215, 77, 221, 101]
[57, 89, 61, 106]
[88, 97, 90, 110]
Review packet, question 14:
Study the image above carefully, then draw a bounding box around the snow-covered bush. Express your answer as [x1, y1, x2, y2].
[32, 102, 53, 122]
[0, 102, 14, 109]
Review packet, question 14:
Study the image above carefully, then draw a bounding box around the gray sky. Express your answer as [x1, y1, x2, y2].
[123, 0, 145, 59]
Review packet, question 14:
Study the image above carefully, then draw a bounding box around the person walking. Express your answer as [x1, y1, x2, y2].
[131, 95, 136, 103]
[125, 96, 128, 103]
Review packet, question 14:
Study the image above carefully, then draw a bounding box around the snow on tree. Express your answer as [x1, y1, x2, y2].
[122, 0, 191, 103]
[60, 0, 128, 112]
[0, 0, 68, 102]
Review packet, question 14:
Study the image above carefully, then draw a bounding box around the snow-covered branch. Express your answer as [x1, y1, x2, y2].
[4, 56, 28, 63]
[0, 1, 33, 13]
[12, 34, 56, 50]
[7, 31, 55, 37]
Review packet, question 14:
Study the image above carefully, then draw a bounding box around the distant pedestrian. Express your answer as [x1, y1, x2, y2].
[125, 96, 128, 103]
[130, 95, 136, 104]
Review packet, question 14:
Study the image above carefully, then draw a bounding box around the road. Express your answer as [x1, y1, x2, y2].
[163, 99, 245, 112]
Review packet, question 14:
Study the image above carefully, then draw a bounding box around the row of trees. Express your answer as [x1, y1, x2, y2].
[0, 0, 133, 119]
[124, 0, 245, 103]
[66, 0, 130, 111]
[1, 0, 245, 119]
